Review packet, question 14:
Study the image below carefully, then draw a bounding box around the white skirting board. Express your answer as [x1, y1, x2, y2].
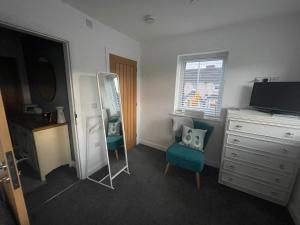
[139, 139, 168, 151]
[139, 139, 220, 168]
[289, 205, 300, 225]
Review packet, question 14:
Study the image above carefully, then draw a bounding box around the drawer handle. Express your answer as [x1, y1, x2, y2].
[232, 139, 240, 143]
[285, 132, 294, 137]
[279, 164, 285, 170]
[270, 192, 278, 196]
[231, 152, 238, 157]
[235, 125, 243, 129]
[229, 165, 235, 169]
[227, 177, 233, 181]
[281, 148, 288, 154]
[275, 178, 281, 183]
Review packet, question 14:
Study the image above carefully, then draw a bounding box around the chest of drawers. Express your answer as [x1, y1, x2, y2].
[218, 109, 300, 205]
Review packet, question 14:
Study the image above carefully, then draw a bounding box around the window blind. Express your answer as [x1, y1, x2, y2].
[176, 53, 226, 117]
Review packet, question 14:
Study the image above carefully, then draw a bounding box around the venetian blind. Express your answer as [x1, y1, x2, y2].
[176, 53, 227, 117]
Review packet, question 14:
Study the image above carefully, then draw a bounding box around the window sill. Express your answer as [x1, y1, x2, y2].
[169, 112, 223, 123]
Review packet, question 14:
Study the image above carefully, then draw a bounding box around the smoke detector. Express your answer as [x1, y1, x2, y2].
[189, 0, 199, 4]
[143, 15, 156, 24]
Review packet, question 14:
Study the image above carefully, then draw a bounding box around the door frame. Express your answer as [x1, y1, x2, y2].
[0, 20, 82, 179]
[105, 48, 140, 146]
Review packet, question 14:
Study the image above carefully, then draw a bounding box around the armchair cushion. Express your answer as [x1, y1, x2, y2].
[166, 143, 205, 172]
[107, 135, 123, 151]
[108, 120, 121, 136]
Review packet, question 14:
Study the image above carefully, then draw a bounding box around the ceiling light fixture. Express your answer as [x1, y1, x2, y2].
[189, 0, 199, 4]
[143, 15, 156, 24]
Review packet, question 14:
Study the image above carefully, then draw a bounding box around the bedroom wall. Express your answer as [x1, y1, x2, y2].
[140, 13, 300, 167]
[0, 0, 140, 178]
[140, 13, 300, 224]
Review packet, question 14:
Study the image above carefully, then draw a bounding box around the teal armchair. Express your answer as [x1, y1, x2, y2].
[164, 120, 214, 189]
[107, 135, 123, 160]
[106, 116, 123, 160]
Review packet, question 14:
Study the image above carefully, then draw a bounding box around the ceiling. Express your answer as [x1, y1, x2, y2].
[64, 0, 300, 41]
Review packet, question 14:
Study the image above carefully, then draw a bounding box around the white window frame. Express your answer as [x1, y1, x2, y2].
[174, 51, 228, 119]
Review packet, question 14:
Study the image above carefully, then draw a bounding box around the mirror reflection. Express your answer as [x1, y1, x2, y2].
[85, 115, 110, 186]
[98, 73, 128, 177]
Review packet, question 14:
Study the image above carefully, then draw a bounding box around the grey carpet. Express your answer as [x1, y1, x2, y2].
[0, 200, 16, 225]
[29, 144, 295, 225]
[23, 165, 78, 215]
[18, 161, 46, 195]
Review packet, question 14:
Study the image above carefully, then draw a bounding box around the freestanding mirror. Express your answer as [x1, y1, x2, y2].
[88, 72, 129, 189]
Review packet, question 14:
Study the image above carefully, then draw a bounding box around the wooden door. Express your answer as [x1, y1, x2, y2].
[0, 91, 30, 225]
[109, 54, 137, 150]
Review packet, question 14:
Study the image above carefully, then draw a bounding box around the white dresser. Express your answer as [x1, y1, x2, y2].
[219, 109, 300, 205]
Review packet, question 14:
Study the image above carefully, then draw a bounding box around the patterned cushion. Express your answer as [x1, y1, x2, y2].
[181, 125, 207, 151]
[108, 121, 121, 136]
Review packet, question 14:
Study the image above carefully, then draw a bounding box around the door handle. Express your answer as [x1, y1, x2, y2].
[232, 139, 240, 143]
[285, 132, 294, 137]
[235, 125, 243, 129]
[0, 176, 10, 184]
[0, 162, 7, 179]
[0, 162, 7, 171]
[0, 162, 9, 184]
[270, 191, 278, 197]
[4, 152, 20, 189]
[231, 152, 238, 157]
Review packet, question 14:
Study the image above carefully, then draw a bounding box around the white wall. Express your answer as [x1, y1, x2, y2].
[140, 13, 300, 223]
[0, 0, 140, 178]
[140, 14, 300, 167]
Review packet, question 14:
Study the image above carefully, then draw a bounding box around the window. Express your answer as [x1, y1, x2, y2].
[175, 52, 227, 118]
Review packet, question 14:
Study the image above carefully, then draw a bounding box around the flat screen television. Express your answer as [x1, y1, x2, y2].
[250, 82, 300, 115]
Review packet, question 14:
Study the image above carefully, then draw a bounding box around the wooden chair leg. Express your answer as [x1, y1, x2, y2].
[164, 163, 170, 176]
[195, 172, 200, 190]
[114, 150, 119, 160]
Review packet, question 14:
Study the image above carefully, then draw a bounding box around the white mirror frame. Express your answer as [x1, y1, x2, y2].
[86, 72, 130, 190]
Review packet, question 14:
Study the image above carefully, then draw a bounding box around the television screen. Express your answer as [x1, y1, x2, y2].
[250, 82, 300, 114]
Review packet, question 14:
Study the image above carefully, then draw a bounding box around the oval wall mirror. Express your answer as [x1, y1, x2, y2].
[32, 57, 56, 102]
